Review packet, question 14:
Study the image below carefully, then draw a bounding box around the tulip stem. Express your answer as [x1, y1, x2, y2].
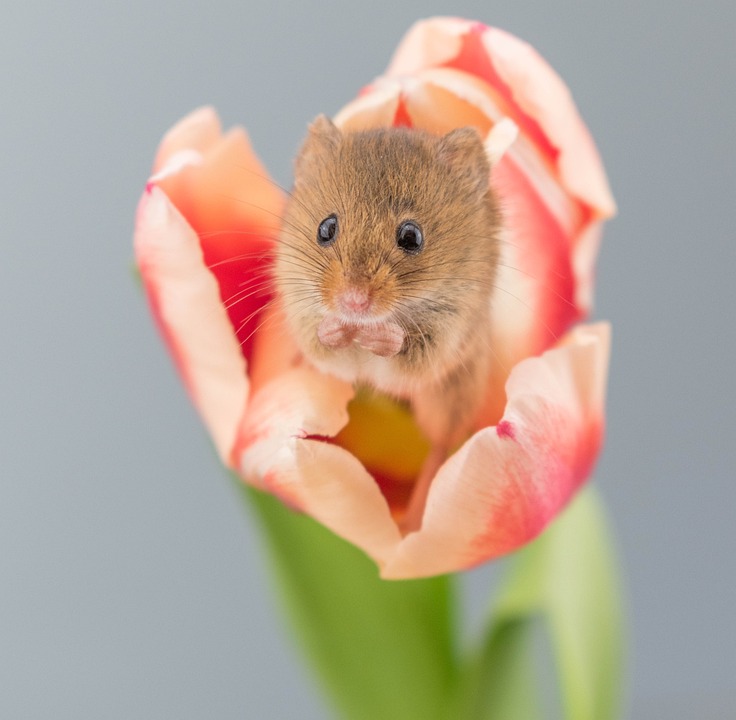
[240, 479, 459, 720]
[237, 479, 623, 720]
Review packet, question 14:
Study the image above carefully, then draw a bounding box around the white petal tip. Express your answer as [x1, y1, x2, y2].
[484, 118, 519, 165]
[149, 149, 203, 183]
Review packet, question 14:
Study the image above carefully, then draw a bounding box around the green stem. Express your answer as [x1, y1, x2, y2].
[241, 482, 459, 720]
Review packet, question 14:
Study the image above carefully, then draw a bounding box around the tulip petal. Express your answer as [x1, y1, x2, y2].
[134, 185, 248, 461]
[479, 28, 616, 217]
[235, 367, 403, 561]
[488, 155, 580, 369]
[381, 323, 610, 579]
[385, 18, 616, 218]
[149, 111, 284, 364]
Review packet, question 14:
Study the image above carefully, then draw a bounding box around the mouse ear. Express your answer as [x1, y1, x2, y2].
[294, 114, 342, 180]
[437, 127, 490, 197]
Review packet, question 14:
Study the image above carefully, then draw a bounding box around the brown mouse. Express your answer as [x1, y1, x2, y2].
[275, 115, 512, 529]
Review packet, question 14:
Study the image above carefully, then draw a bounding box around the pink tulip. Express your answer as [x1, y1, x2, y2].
[134, 17, 614, 578]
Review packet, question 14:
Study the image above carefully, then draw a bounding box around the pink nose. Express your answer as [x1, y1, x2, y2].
[337, 287, 372, 314]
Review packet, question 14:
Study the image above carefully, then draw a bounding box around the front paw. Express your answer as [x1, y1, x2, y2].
[317, 315, 356, 349]
[354, 322, 405, 357]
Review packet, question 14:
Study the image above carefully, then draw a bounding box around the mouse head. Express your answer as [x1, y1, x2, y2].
[276, 115, 501, 352]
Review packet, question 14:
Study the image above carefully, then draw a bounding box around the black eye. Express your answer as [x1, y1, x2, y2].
[396, 220, 424, 254]
[317, 215, 338, 247]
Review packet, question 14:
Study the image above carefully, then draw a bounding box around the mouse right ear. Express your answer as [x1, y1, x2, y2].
[438, 127, 491, 198]
[294, 115, 342, 180]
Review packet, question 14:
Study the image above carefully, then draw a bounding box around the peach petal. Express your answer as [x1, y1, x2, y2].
[381, 323, 610, 578]
[149, 119, 284, 365]
[194, 127, 285, 235]
[134, 185, 248, 461]
[155, 126, 284, 243]
[153, 106, 222, 173]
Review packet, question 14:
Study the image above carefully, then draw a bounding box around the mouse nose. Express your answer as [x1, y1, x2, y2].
[337, 287, 372, 314]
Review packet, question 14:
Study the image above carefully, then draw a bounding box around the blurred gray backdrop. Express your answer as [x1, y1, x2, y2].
[2, 0, 734, 718]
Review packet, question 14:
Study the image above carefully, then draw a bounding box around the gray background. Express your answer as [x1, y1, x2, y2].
[2, 0, 734, 718]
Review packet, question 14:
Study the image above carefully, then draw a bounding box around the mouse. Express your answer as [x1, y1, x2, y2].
[275, 114, 515, 531]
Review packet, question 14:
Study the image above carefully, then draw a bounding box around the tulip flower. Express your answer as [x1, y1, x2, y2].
[135, 18, 625, 720]
[135, 17, 614, 580]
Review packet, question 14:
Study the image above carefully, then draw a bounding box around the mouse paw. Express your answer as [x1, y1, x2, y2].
[317, 315, 356, 349]
[354, 322, 405, 357]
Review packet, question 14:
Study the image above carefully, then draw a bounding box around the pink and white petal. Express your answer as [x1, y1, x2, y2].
[381, 322, 610, 579]
[385, 17, 471, 76]
[153, 106, 223, 174]
[135, 185, 248, 461]
[235, 367, 402, 561]
[480, 28, 616, 217]
[488, 155, 581, 370]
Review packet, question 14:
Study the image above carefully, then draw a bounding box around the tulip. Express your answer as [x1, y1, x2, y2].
[134, 17, 615, 579]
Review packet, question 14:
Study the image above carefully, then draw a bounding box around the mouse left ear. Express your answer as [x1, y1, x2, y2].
[295, 114, 342, 180]
[438, 126, 491, 197]
[308, 114, 342, 147]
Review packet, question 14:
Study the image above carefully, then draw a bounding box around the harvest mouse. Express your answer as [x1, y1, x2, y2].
[275, 115, 517, 529]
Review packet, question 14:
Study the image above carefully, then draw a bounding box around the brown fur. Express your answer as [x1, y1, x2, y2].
[276, 114, 501, 477]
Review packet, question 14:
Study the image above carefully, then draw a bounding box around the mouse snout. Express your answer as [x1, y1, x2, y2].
[337, 287, 372, 314]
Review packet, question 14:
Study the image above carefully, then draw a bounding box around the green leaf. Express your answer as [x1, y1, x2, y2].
[459, 487, 624, 720]
[240, 483, 458, 720]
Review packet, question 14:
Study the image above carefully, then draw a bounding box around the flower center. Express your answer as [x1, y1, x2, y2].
[335, 389, 431, 521]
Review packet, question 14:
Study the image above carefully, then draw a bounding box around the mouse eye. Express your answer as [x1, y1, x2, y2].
[396, 220, 424, 254]
[317, 215, 338, 247]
